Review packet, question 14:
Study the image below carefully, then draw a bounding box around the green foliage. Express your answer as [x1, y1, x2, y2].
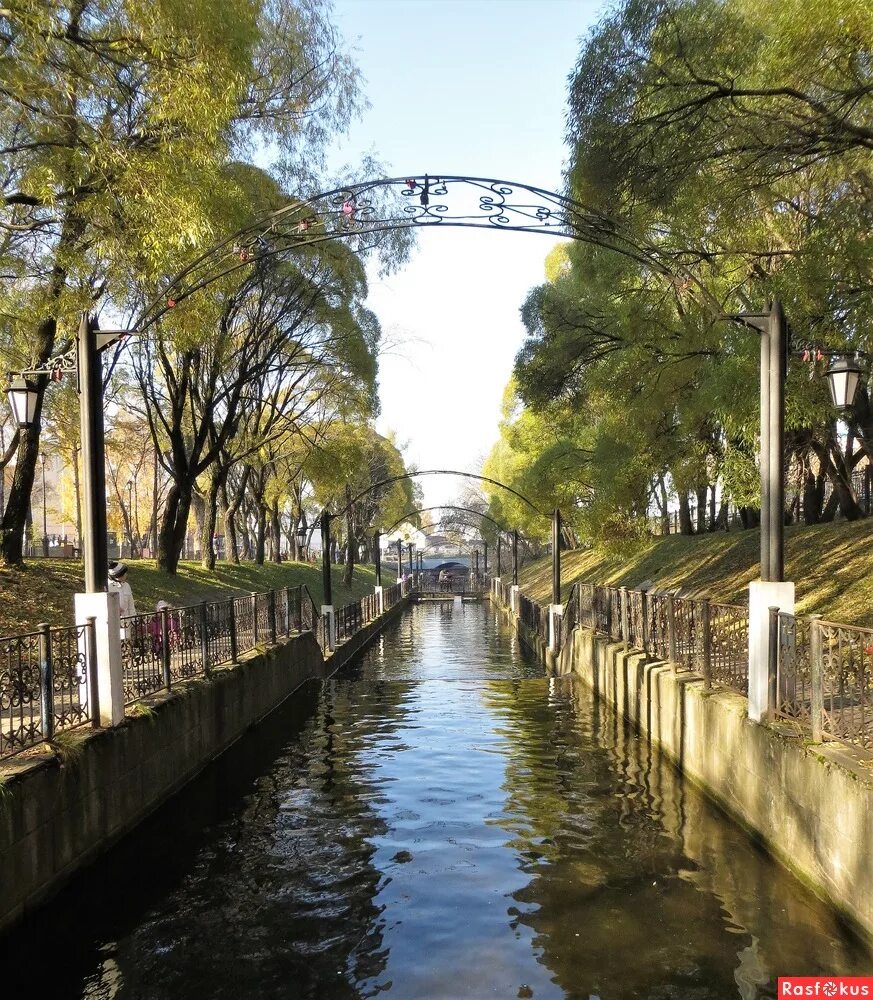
[488, 0, 873, 544]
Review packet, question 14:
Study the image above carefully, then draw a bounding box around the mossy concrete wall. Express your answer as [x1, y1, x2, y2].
[552, 624, 873, 942]
[0, 597, 410, 935]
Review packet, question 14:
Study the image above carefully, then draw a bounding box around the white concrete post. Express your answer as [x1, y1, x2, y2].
[549, 604, 564, 653]
[321, 605, 336, 651]
[747, 580, 794, 722]
[510, 585, 520, 616]
[374, 585, 384, 615]
[74, 591, 124, 727]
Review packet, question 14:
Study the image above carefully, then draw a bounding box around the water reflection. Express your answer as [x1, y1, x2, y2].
[0, 602, 869, 999]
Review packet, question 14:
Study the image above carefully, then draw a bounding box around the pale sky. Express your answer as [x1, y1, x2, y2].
[328, 0, 605, 508]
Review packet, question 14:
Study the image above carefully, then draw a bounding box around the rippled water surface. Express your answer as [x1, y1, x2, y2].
[2, 601, 871, 998]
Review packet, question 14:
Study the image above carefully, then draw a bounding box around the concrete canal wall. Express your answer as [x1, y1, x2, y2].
[0, 596, 410, 935]
[510, 612, 873, 942]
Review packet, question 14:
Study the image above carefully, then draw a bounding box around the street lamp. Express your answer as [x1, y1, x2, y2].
[6, 377, 38, 428]
[126, 480, 133, 557]
[41, 453, 48, 557]
[5, 312, 130, 591]
[826, 354, 864, 409]
[296, 521, 308, 557]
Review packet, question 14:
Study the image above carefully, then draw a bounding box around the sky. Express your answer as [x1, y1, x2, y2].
[327, 0, 606, 509]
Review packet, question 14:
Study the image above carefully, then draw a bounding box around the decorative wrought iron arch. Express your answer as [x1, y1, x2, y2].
[134, 173, 675, 331]
[382, 504, 511, 536]
[332, 468, 547, 520]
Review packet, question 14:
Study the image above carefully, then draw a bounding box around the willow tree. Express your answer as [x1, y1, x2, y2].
[0, 0, 363, 564]
[498, 0, 873, 543]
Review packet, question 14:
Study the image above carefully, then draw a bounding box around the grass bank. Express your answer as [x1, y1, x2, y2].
[0, 559, 396, 636]
[517, 520, 873, 628]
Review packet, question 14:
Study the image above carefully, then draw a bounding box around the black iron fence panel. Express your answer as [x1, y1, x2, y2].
[577, 583, 595, 629]
[122, 614, 166, 704]
[234, 596, 256, 654]
[336, 601, 363, 643]
[0, 630, 44, 756]
[818, 619, 873, 750]
[1, 623, 94, 759]
[626, 590, 644, 649]
[205, 600, 235, 667]
[778, 612, 811, 725]
[50, 624, 91, 731]
[255, 592, 272, 645]
[383, 583, 402, 609]
[709, 603, 748, 694]
[171, 606, 206, 682]
[675, 598, 697, 667]
[648, 594, 668, 660]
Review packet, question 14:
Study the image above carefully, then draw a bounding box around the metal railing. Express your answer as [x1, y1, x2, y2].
[778, 613, 873, 752]
[496, 581, 748, 698]
[1, 620, 97, 759]
[119, 585, 324, 706]
[383, 582, 403, 609]
[1, 580, 409, 760]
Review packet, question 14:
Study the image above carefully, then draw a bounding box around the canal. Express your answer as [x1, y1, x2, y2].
[1, 600, 870, 997]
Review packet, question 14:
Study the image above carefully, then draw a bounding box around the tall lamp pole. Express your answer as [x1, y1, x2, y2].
[512, 529, 519, 586]
[397, 538, 403, 578]
[552, 508, 562, 606]
[126, 480, 133, 557]
[320, 511, 332, 606]
[497, 534, 502, 577]
[723, 300, 787, 581]
[40, 453, 48, 557]
[374, 530, 381, 587]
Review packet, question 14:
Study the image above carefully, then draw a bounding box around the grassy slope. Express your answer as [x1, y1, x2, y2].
[518, 519, 873, 627]
[0, 559, 396, 636]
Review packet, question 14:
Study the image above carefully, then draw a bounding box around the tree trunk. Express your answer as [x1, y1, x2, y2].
[802, 465, 825, 524]
[72, 446, 82, 544]
[695, 487, 707, 534]
[255, 504, 267, 564]
[658, 476, 670, 534]
[150, 448, 158, 554]
[1, 318, 56, 564]
[270, 501, 282, 564]
[157, 481, 193, 575]
[343, 492, 355, 586]
[200, 470, 225, 571]
[678, 493, 693, 535]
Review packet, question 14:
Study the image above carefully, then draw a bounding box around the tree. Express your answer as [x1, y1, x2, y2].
[0, 0, 364, 564]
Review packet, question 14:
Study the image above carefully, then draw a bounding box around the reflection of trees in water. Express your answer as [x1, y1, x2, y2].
[483, 677, 870, 999]
[0, 676, 420, 1000]
[110, 677, 416, 999]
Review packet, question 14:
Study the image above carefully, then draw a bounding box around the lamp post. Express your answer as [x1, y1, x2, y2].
[552, 508, 561, 606]
[374, 530, 381, 587]
[296, 519, 307, 560]
[6, 312, 127, 591]
[397, 538, 403, 578]
[512, 529, 519, 586]
[40, 453, 48, 557]
[720, 300, 868, 722]
[497, 534, 502, 577]
[126, 480, 133, 557]
[320, 511, 332, 606]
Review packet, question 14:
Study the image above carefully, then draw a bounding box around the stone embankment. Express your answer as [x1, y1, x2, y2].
[0, 595, 410, 935]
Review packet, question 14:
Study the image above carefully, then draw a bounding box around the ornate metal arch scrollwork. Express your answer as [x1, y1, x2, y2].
[135, 174, 663, 331]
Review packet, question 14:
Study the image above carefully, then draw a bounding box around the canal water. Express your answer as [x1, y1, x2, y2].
[1, 601, 870, 998]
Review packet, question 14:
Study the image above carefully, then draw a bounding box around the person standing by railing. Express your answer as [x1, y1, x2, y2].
[108, 562, 137, 638]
